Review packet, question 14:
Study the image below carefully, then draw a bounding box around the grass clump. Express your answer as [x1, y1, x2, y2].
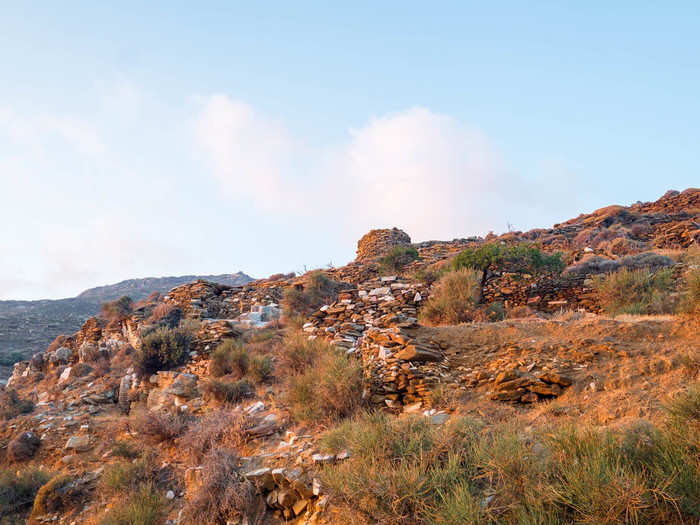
[319, 412, 483, 524]
[181, 410, 249, 462]
[99, 483, 164, 525]
[683, 266, 700, 312]
[134, 326, 191, 375]
[282, 270, 341, 319]
[100, 450, 162, 495]
[249, 354, 273, 382]
[593, 267, 675, 315]
[180, 448, 260, 525]
[285, 336, 363, 424]
[201, 377, 254, 404]
[209, 339, 249, 378]
[131, 410, 191, 443]
[279, 331, 328, 372]
[319, 388, 700, 524]
[419, 269, 482, 326]
[379, 245, 420, 274]
[31, 474, 81, 517]
[111, 440, 139, 459]
[0, 467, 50, 515]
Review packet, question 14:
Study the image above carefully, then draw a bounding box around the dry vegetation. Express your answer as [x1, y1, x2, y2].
[283, 334, 364, 424]
[319, 386, 700, 524]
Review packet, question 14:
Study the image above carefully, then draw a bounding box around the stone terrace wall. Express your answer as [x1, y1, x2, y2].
[481, 272, 600, 313]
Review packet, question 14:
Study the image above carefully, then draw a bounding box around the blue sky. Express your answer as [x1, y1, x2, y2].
[1, 2, 698, 299]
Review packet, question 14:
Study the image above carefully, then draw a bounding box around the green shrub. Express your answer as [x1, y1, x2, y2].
[134, 326, 191, 375]
[286, 341, 363, 424]
[209, 340, 249, 378]
[0, 388, 33, 420]
[100, 483, 164, 525]
[201, 377, 254, 404]
[249, 354, 273, 382]
[111, 440, 139, 459]
[379, 245, 419, 274]
[419, 269, 482, 326]
[452, 243, 565, 275]
[0, 467, 50, 515]
[282, 270, 341, 318]
[592, 267, 675, 315]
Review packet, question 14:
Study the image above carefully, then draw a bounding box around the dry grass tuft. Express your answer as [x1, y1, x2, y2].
[419, 269, 482, 325]
[180, 448, 261, 525]
[284, 335, 364, 424]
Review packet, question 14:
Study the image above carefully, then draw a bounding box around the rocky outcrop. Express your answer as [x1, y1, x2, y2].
[356, 228, 412, 261]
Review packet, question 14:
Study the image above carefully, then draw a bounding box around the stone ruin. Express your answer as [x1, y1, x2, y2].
[355, 227, 412, 261]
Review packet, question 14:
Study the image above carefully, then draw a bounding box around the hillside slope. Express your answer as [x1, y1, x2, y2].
[0, 189, 697, 525]
[0, 273, 253, 377]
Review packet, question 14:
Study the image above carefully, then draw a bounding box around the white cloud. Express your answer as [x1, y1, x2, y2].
[0, 107, 104, 156]
[194, 98, 538, 240]
[339, 107, 523, 240]
[193, 95, 311, 212]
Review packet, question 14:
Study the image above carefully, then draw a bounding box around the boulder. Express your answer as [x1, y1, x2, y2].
[7, 431, 40, 461]
[64, 434, 91, 452]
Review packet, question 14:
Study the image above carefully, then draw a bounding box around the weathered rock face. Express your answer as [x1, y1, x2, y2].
[356, 228, 412, 261]
[146, 370, 203, 412]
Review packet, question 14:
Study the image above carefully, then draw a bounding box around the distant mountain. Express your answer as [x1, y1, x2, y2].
[76, 272, 253, 302]
[0, 272, 253, 378]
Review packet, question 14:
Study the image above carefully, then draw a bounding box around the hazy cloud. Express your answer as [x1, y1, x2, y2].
[0, 107, 104, 156]
[194, 98, 538, 241]
[194, 95, 311, 212]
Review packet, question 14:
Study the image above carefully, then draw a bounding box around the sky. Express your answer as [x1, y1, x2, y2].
[0, 2, 698, 300]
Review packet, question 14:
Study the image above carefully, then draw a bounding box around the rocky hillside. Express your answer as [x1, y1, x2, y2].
[0, 189, 697, 525]
[0, 273, 252, 379]
[75, 273, 253, 302]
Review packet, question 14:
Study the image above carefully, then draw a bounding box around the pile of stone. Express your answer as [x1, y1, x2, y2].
[243, 466, 328, 522]
[302, 276, 426, 353]
[164, 280, 239, 319]
[301, 275, 451, 408]
[361, 327, 444, 407]
[165, 279, 287, 323]
[355, 228, 412, 261]
[489, 369, 572, 402]
[194, 320, 243, 353]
